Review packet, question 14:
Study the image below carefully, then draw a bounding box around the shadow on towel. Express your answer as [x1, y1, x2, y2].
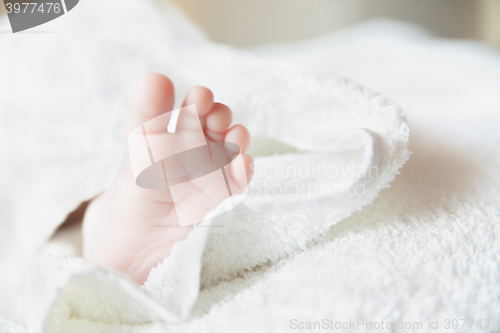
[187, 132, 481, 318]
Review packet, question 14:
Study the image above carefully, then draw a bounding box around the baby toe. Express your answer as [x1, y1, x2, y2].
[126, 73, 174, 134]
[225, 124, 250, 153]
[229, 153, 253, 192]
[205, 103, 233, 142]
[182, 86, 214, 118]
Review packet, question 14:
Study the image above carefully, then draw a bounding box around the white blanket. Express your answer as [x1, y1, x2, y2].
[1, 0, 499, 332]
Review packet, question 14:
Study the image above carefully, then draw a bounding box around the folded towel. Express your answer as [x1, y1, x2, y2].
[0, 0, 410, 330]
[28, 75, 409, 331]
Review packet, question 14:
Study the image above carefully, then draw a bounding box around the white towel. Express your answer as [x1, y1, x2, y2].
[0, 0, 409, 329]
[2, 0, 499, 332]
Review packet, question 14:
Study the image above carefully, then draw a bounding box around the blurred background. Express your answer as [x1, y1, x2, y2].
[1, 0, 499, 47]
[169, 0, 500, 47]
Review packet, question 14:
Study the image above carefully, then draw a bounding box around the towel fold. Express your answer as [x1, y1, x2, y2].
[35, 73, 408, 331]
[0, 0, 410, 330]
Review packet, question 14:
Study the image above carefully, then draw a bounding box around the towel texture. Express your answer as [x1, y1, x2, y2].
[0, 0, 499, 332]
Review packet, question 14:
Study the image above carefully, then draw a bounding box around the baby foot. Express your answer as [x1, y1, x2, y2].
[82, 73, 253, 284]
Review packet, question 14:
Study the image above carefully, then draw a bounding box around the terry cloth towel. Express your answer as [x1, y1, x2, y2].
[1, 0, 412, 331]
[33, 77, 410, 330]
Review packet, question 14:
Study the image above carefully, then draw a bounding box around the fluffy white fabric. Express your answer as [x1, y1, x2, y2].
[0, 0, 499, 332]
